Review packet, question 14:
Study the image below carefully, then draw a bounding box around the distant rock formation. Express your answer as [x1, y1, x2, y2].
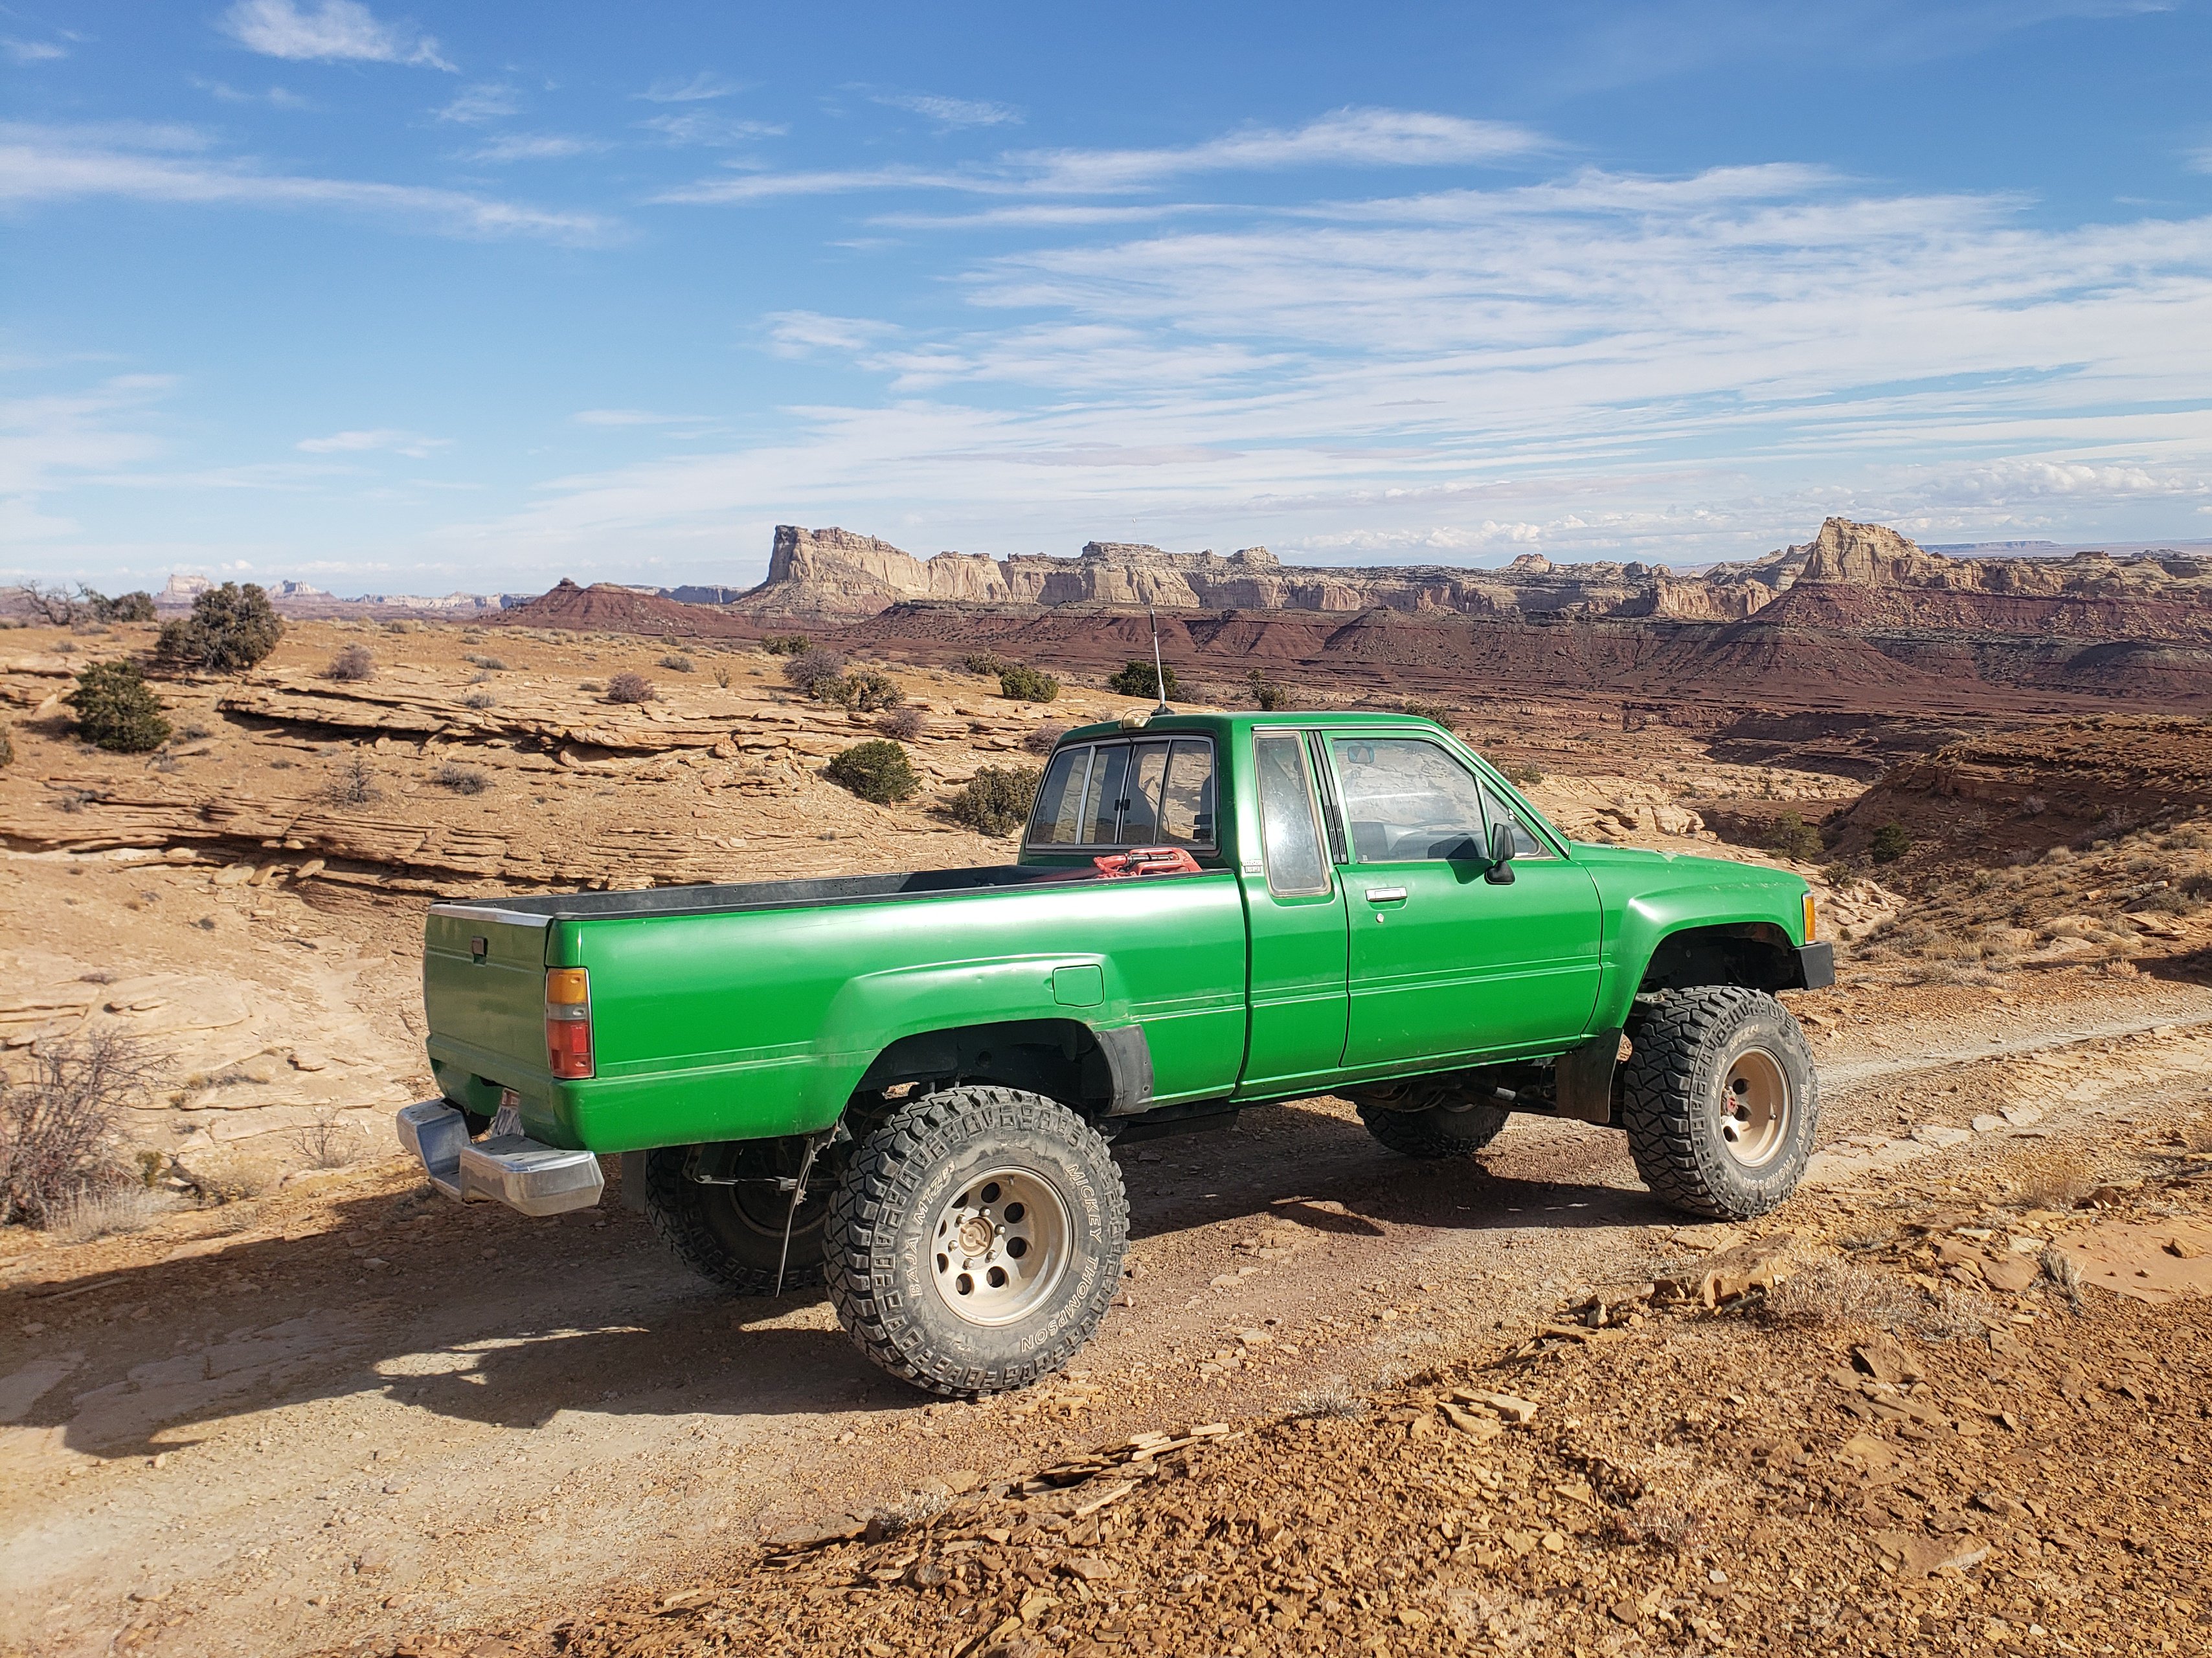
[497, 577, 759, 638]
[725, 517, 2212, 633]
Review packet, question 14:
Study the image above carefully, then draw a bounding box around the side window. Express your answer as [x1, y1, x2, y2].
[1479, 781, 1550, 858]
[1158, 740, 1216, 846]
[1120, 742, 1169, 844]
[1252, 732, 1329, 895]
[1329, 737, 1490, 863]
[1026, 746, 1092, 847]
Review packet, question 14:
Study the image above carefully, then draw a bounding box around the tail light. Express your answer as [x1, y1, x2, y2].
[545, 967, 594, 1079]
[1802, 891, 1818, 943]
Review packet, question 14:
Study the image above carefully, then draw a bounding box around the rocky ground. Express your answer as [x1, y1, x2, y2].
[3, 619, 2210, 1658]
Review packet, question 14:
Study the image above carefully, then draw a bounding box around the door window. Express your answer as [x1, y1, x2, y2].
[1479, 781, 1551, 858]
[1252, 732, 1329, 895]
[1330, 737, 1490, 862]
[1081, 744, 1129, 845]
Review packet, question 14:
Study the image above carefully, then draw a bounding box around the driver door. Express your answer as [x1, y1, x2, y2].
[1326, 734, 1603, 1070]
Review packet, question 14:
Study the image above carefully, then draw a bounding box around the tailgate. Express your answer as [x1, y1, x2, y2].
[423, 903, 553, 1103]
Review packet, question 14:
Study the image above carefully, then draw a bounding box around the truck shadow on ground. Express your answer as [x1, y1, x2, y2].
[7, 1104, 1671, 1461]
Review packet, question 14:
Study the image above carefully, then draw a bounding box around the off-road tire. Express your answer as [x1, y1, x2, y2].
[1355, 1082, 1511, 1160]
[1620, 986, 1818, 1219]
[643, 1146, 828, 1296]
[822, 1086, 1129, 1398]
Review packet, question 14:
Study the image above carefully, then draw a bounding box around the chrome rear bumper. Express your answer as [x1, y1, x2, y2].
[394, 1100, 605, 1217]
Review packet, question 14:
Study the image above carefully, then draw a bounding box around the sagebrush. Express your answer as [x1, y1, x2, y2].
[949, 765, 1043, 836]
[324, 644, 376, 682]
[826, 739, 919, 804]
[606, 671, 657, 704]
[999, 663, 1059, 703]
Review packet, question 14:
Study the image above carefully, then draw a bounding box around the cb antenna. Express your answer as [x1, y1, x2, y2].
[1149, 603, 1171, 713]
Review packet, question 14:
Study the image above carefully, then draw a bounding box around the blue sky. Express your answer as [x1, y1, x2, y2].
[4, 1, 2211, 596]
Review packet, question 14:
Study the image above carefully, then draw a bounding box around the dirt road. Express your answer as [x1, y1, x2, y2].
[5, 972, 2209, 1657]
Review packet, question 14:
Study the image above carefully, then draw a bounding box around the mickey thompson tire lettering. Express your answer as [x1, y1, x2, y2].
[822, 1086, 1130, 1398]
[1620, 985, 1819, 1220]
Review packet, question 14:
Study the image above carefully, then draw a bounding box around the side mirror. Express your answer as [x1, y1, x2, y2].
[1485, 821, 1518, 884]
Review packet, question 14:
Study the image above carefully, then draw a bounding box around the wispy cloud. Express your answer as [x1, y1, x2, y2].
[3, 36, 69, 63]
[297, 428, 447, 457]
[192, 76, 313, 109]
[435, 82, 519, 125]
[764, 311, 901, 356]
[572, 409, 697, 427]
[866, 89, 1022, 129]
[640, 72, 736, 104]
[468, 133, 600, 163]
[657, 107, 1546, 204]
[639, 111, 785, 148]
[0, 123, 620, 243]
[218, 0, 453, 72]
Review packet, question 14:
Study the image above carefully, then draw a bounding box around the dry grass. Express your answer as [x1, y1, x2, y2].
[1913, 1284, 2009, 1341]
[48, 1183, 177, 1243]
[1288, 1377, 1369, 1420]
[1763, 1255, 1918, 1330]
[290, 1114, 367, 1170]
[2010, 1148, 2095, 1211]
[433, 761, 490, 795]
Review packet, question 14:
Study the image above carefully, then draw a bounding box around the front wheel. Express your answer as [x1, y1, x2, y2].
[1620, 986, 1818, 1219]
[822, 1086, 1129, 1398]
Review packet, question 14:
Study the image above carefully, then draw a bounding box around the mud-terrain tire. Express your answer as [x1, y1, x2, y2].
[1620, 986, 1818, 1220]
[643, 1147, 828, 1295]
[1354, 1080, 1511, 1159]
[822, 1086, 1129, 1398]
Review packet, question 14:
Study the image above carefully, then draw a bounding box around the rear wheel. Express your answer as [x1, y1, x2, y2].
[643, 1146, 828, 1296]
[1353, 1079, 1511, 1160]
[822, 1086, 1128, 1398]
[1620, 986, 1818, 1219]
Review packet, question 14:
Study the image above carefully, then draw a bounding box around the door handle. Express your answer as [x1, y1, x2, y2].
[1364, 886, 1408, 903]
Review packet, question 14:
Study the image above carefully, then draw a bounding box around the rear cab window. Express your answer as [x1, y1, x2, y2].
[1024, 737, 1218, 853]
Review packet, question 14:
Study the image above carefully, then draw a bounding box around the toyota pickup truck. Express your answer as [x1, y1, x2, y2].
[399, 710, 1832, 1397]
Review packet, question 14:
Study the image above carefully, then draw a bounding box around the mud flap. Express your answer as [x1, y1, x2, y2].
[1555, 1027, 1625, 1125]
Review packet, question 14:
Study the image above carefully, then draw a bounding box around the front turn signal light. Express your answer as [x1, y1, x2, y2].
[545, 967, 594, 1080]
[1802, 891, 1818, 943]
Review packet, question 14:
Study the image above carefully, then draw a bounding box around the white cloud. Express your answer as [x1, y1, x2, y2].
[572, 409, 694, 426]
[468, 133, 600, 162]
[219, 0, 453, 71]
[764, 311, 901, 355]
[297, 429, 446, 457]
[0, 123, 620, 244]
[657, 107, 1545, 204]
[638, 111, 785, 148]
[3, 37, 68, 63]
[868, 89, 1022, 129]
[435, 82, 519, 125]
[193, 77, 313, 109]
[640, 72, 736, 103]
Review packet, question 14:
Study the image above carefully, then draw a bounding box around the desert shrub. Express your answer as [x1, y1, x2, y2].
[1107, 660, 1177, 700]
[50, 1185, 175, 1243]
[1248, 669, 1287, 711]
[2009, 1148, 2094, 1211]
[67, 660, 172, 753]
[1287, 1378, 1368, 1420]
[998, 662, 1060, 703]
[1763, 1255, 1917, 1329]
[782, 646, 850, 697]
[323, 643, 376, 682]
[760, 633, 809, 655]
[0, 722, 13, 768]
[962, 649, 1009, 677]
[383, 619, 418, 634]
[1023, 721, 1068, 756]
[826, 739, 918, 804]
[157, 581, 283, 673]
[86, 590, 156, 623]
[462, 690, 497, 710]
[1870, 822, 1911, 864]
[1501, 762, 1544, 788]
[0, 1032, 161, 1226]
[291, 1114, 365, 1170]
[949, 765, 1043, 836]
[326, 750, 379, 805]
[434, 762, 490, 794]
[464, 652, 506, 670]
[843, 669, 904, 713]
[605, 671, 657, 704]
[711, 664, 732, 688]
[882, 704, 929, 741]
[1765, 811, 1824, 862]
[1401, 699, 1452, 726]
[659, 653, 695, 673]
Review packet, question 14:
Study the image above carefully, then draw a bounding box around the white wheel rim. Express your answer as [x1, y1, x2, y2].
[929, 1167, 1072, 1327]
[1718, 1047, 1792, 1170]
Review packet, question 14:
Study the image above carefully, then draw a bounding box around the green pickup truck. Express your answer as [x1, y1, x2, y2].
[399, 710, 1831, 1396]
